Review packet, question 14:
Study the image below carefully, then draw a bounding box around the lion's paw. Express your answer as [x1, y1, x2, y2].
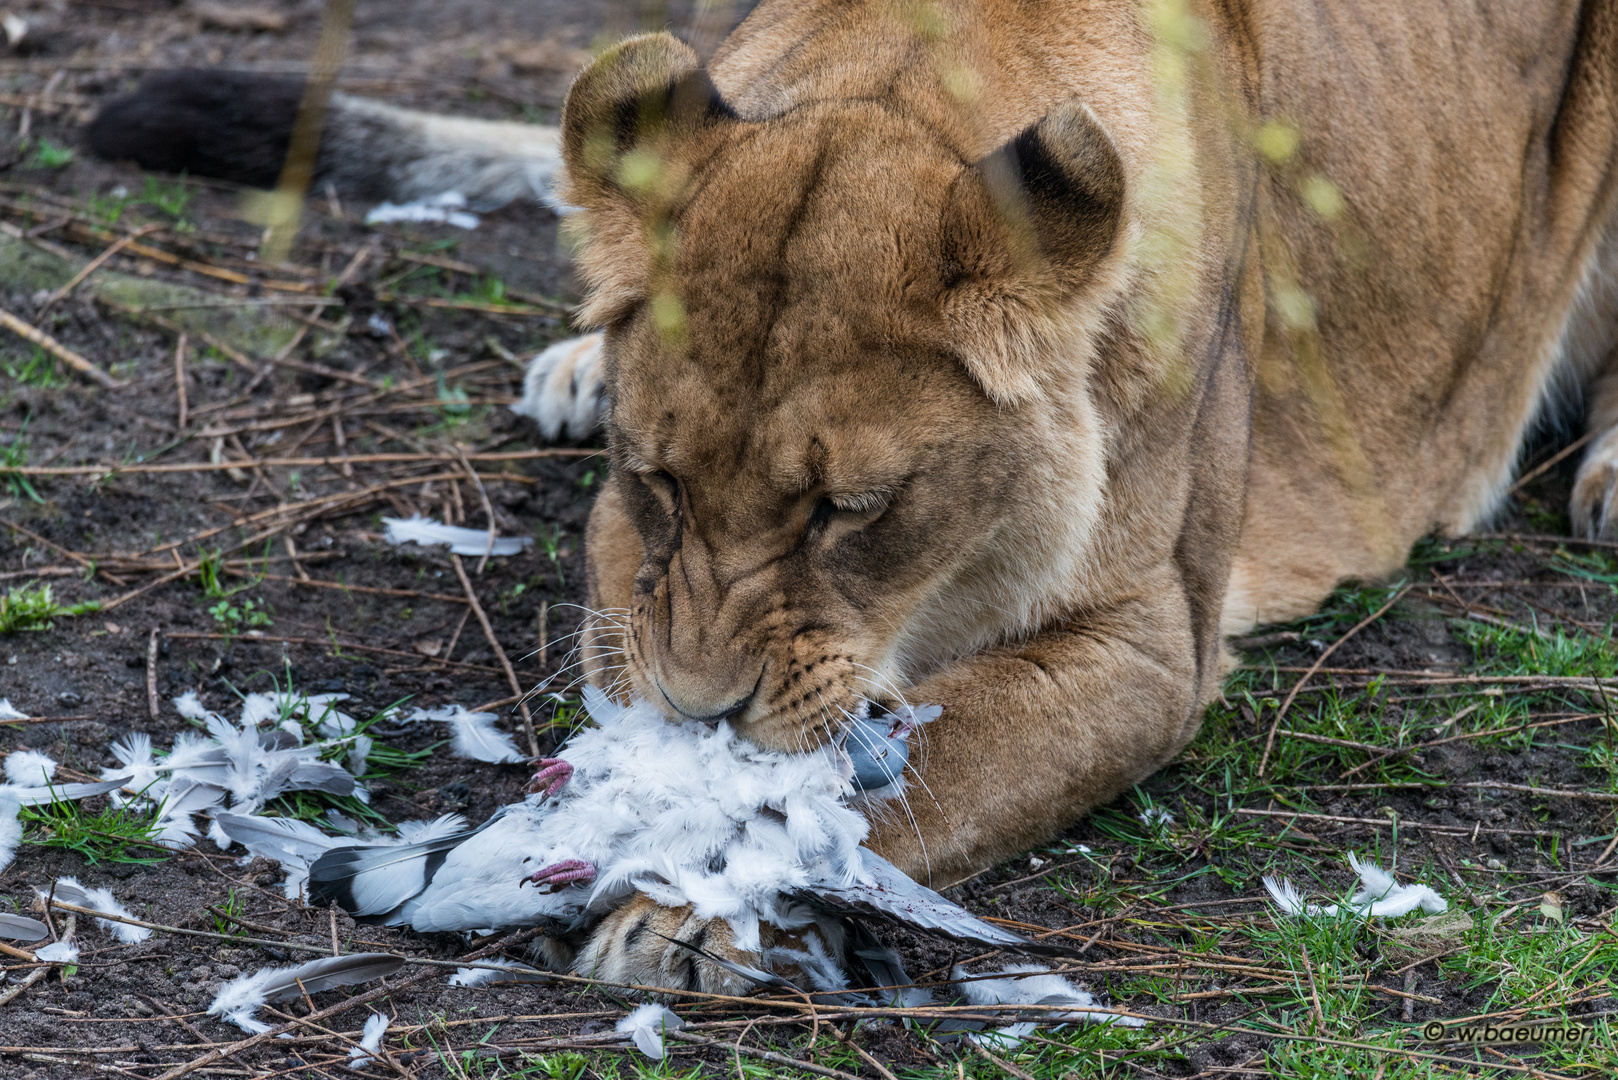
[1571, 429, 1618, 539]
[572, 895, 762, 999]
[512, 332, 606, 441]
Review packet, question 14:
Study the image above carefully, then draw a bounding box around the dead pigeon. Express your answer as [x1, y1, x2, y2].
[307, 688, 1051, 970]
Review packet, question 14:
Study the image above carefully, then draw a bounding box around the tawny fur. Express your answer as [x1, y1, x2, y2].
[540, 0, 1618, 991]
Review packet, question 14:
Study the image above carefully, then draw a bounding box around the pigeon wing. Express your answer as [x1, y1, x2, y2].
[803, 849, 1061, 953]
[307, 811, 503, 919]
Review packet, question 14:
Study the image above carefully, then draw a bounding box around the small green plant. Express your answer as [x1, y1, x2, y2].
[537, 524, 567, 586]
[29, 139, 74, 169]
[0, 582, 99, 633]
[212, 889, 247, 936]
[209, 597, 272, 635]
[196, 544, 267, 600]
[1, 425, 42, 503]
[21, 797, 166, 865]
[139, 175, 193, 219]
[4, 345, 65, 388]
[88, 188, 131, 226]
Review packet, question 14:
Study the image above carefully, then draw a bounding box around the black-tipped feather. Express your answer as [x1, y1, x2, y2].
[307, 812, 499, 919]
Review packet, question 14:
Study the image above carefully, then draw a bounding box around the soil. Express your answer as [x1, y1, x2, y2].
[0, 2, 1614, 1077]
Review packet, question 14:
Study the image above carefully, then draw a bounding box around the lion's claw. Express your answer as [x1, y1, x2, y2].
[527, 757, 574, 798]
[521, 859, 597, 892]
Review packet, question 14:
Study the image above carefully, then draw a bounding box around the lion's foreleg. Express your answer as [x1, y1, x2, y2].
[866, 577, 1202, 887]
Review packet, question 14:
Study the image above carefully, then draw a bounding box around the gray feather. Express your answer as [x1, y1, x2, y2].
[3, 777, 130, 806]
[0, 913, 48, 941]
[257, 953, 405, 1002]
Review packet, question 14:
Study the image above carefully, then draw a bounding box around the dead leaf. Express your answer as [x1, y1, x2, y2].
[1539, 892, 1564, 923]
[192, 3, 286, 33]
[413, 639, 441, 658]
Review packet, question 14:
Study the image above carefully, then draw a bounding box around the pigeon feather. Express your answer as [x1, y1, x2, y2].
[209, 954, 405, 1034]
[0, 912, 47, 941]
[347, 1013, 390, 1069]
[383, 515, 532, 556]
[4, 749, 57, 786]
[1, 777, 129, 806]
[45, 877, 152, 943]
[0, 793, 19, 873]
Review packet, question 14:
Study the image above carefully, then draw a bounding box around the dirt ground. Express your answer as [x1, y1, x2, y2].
[1, 3, 1617, 1078]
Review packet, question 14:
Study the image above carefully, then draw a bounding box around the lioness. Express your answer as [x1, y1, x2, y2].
[90, 0, 1618, 992]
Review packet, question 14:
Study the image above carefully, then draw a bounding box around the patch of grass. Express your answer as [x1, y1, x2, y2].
[211, 889, 247, 937]
[1, 425, 42, 503]
[0, 582, 99, 632]
[28, 138, 74, 169]
[21, 797, 167, 865]
[5, 345, 66, 388]
[138, 175, 193, 219]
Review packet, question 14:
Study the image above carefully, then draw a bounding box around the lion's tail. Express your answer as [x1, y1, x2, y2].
[85, 69, 563, 212]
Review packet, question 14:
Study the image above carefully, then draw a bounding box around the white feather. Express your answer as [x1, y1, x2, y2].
[382, 515, 532, 557]
[0, 698, 28, 721]
[1264, 853, 1448, 919]
[207, 967, 280, 1034]
[408, 705, 525, 764]
[209, 955, 403, 1035]
[0, 794, 20, 874]
[616, 1003, 683, 1060]
[347, 1013, 390, 1069]
[4, 749, 56, 786]
[44, 877, 151, 943]
[173, 690, 214, 721]
[955, 963, 1143, 1033]
[36, 940, 79, 963]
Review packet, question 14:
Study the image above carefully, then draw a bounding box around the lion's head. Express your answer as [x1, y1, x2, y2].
[560, 34, 1131, 752]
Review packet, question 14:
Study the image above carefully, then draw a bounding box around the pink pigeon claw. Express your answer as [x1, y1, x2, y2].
[526, 757, 573, 798]
[521, 859, 596, 893]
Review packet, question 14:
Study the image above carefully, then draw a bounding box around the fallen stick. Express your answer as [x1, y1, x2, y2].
[163, 630, 504, 675]
[0, 307, 120, 389]
[233, 568, 467, 603]
[452, 553, 538, 756]
[146, 628, 161, 719]
[5, 448, 596, 476]
[36, 222, 165, 316]
[172, 332, 189, 431]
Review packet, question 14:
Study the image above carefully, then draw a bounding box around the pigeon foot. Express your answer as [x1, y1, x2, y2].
[522, 859, 596, 892]
[526, 757, 574, 798]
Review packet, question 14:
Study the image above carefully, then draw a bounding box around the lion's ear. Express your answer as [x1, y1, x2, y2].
[940, 99, 1126, 405]
[560, 33, 738, 326]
